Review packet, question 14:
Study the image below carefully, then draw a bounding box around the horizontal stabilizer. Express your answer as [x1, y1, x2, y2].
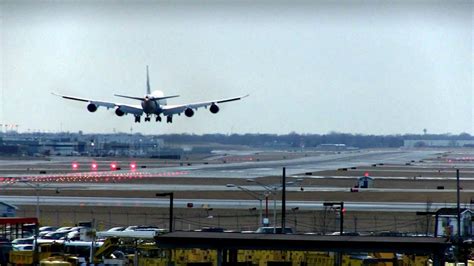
[114, 94, 145, 101]
[155, 95, 180, 101]
[114, 94, 180, 101]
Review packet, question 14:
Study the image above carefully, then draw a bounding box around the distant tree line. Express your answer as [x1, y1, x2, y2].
[1, 131, 472, 149]
[158, 132, 474, 149]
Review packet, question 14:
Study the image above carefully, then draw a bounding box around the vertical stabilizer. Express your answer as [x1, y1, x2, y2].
[146, 65, 151, 94]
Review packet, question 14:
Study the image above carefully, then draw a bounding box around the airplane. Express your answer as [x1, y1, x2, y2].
[53, 66, 248, 123]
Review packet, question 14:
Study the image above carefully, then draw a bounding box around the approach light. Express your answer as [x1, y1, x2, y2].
[91, 163, 98, 171]
[110, 163, 117, 170]
[72, 163, 79, 170]
[130, 162, 137, 170]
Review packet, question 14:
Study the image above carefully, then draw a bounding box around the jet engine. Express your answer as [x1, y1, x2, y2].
[115, 107, 125, 117]
[87, 103, 98, 112]
[210, 104, 219, 114]
[184, 108, 194, 117]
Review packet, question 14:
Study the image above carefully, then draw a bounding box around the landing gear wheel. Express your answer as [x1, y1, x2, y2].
[166, 116, 173, 123]
[156, 116, 162, 122]
[134, 116, 141, 123]
[145, 117, 151, 122]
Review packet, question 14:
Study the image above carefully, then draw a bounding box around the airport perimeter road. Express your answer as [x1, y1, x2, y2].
[4, 183, 474, 193]
[142, 149, 441, 178]
[0, 195, 461, 212]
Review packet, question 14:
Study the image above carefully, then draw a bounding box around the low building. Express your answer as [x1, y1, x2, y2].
[435, 208, 472, 238]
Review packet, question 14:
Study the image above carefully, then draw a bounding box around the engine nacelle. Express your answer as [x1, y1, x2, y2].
[184, 108, 194, 117]
[115, 108, 125, 117]
[210, 104, 219, 114]
[87, 103, 98, 112]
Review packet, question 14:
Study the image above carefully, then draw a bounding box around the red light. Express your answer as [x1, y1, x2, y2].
[91, 163, 98, 170]
[130, 163, 136, 170]
[364, 172, 369, 177]
[342, 208, 346, 214]
[110, 163, 117, 170]
[72, 163, 79, 170]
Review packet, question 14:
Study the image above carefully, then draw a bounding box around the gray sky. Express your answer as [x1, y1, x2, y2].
[1, 1, 472, 135]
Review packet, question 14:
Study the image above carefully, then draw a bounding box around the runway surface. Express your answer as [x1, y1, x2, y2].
[155, 149, 440, 178]
[0, 149, 441, 181]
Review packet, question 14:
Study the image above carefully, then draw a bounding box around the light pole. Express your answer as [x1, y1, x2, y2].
[16, 181, 53, 221]
[291, 207, 299, 233]
[324, 201, 345, 266]
[226, 184, 263, 226]
[246, 179, 278, 232]
[156, 192, 174, 232]
[323, 201, 345, 235]
[246, 177, 300, 233]
[14, 180, 57, 265]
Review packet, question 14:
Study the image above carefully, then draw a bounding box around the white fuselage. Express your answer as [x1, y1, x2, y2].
[141, 90, 167, 115]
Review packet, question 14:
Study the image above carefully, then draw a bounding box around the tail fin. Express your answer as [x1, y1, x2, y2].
[146, 65, 151, 94]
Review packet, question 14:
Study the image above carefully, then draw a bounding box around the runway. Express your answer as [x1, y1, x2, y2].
[155, 149, 440, 178]
[0, 149, 441, 182]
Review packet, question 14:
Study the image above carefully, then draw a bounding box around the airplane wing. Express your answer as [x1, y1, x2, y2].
[161, 94, 249, 116]
[52, 93, 143, 116]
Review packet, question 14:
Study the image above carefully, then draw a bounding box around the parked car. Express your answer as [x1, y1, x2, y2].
[41, 230, 73, 240]
[124, 225, 160, 231]
[55, 227, 72, 232]
[255, 227, 293, 234]
[39, 226, 59, 232]
[107, 227, 125, 232]
[66, 231, 80, 241]
[11, 237, 34, 246]
[12, 244, 33, 251]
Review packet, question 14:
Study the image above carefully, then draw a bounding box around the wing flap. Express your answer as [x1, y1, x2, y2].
[91, 100, 116, 109]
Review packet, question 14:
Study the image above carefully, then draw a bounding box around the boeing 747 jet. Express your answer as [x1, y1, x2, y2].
[53, 67, 248, 123]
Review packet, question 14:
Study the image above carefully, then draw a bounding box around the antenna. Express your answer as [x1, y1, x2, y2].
[146, 65, 151, 94]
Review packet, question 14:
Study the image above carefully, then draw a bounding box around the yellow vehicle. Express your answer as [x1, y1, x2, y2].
[10, 243, 62, 266]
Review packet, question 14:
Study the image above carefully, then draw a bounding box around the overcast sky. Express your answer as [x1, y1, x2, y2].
[1, 1, 472, 135]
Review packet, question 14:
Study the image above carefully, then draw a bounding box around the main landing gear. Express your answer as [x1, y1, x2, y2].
[134, 115, 167, 123]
